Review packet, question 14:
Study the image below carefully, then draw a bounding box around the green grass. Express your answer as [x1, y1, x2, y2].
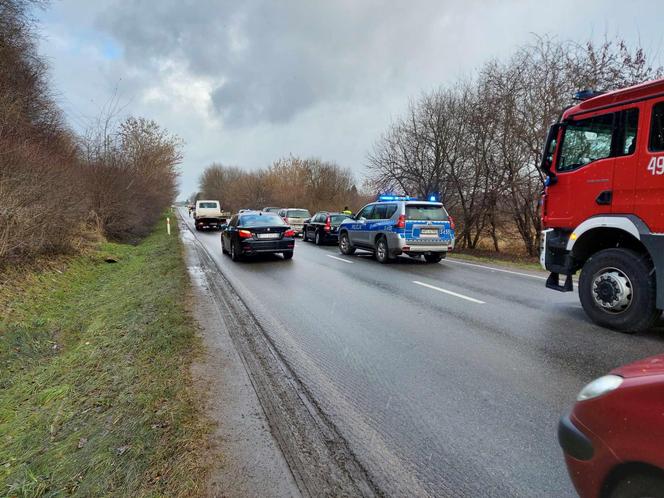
[0, 218, 209, 497]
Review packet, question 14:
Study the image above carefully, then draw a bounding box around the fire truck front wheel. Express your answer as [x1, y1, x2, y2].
[579, 248, 661, 333]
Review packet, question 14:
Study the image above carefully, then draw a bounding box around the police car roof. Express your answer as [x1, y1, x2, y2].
[376, 200, 443, 205]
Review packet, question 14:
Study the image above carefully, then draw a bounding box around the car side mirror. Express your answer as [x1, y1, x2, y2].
[541, 123, 562, 174]
[219, 224, 228, 231]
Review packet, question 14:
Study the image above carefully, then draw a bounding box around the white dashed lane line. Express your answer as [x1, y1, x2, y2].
[444, 258, 580, 285]
[412, 280, 486, 304]
[326, 254, 354, 264]
[445, 258, 547, 280]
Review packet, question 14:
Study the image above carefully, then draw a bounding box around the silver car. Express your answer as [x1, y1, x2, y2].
[278, 208, 311, 237]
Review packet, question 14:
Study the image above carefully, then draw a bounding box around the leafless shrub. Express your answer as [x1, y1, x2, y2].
[82, 116, 183, 241]
[0, 0, 182, 266]
[0, 0, 87, 264]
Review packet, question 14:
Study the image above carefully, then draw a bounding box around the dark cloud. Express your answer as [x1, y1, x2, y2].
[39, 0, 663, 196]
[97, 0, 462, 126]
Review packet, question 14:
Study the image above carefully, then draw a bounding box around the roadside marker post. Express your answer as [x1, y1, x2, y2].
[167, 217, 171, 235]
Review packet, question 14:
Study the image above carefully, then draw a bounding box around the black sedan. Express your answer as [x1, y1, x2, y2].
[221, 211, 295, 261]
[302, 212, 349, 245]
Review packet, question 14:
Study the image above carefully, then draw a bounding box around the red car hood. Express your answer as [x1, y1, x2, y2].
[612, 354, 664, 378]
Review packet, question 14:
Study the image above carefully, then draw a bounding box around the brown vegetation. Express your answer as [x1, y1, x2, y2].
[197, 157, 370, 213]
[0, 0, 182, 266]
[82, 116, 182, 242]
[0, 0, 85, 262]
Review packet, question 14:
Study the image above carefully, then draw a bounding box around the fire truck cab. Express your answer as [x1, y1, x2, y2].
[541, 78, 664, 332]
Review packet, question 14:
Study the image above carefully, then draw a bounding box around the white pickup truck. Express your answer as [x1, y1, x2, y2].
[194, 200, 231, 231]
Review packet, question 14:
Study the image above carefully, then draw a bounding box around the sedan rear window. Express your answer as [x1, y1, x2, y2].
[286, 209, 310, 218]
[406, 204, 448, 221]
[330, 215, 349, 224]
[240, 214, 286, 227]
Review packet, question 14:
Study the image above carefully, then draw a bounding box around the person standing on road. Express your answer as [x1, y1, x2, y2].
[342, 206, 352, 215]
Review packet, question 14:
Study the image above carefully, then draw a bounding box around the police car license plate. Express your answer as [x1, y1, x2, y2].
[257, 233, 280, 239]
[420, 228, 438, 238]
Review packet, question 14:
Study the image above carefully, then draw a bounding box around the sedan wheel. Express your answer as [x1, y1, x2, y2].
[315, 231, 322, 245]
[230, 241, 241, 261]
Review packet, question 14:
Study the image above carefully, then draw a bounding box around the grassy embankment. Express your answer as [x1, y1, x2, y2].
[0, 217, 209, 497]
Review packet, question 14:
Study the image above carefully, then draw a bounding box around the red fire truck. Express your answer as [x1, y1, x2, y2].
[540, 78, 664, 332]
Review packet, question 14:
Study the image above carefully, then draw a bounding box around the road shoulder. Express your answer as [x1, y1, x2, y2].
[179, 210, 380, 498]
[184, 235, 301, 498]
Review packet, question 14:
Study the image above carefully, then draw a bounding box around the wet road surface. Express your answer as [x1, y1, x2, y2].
[179, 210, 664, 497]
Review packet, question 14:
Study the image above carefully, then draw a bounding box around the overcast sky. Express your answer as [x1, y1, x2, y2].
[35, 0, 663, 199]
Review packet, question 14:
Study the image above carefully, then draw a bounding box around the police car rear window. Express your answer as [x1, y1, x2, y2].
[406, 204, 448, 221]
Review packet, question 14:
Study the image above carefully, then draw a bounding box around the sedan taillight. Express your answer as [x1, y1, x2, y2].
[284, 229, 295, 237]
[324, 216, 331, 232]
[239, 229, 252, 238]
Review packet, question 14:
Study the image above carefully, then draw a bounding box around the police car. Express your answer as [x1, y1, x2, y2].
[338, 195, 455, 263]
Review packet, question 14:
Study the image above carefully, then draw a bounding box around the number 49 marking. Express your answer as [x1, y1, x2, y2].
[647, 156, 664, 175]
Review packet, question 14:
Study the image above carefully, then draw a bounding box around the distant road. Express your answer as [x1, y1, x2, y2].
[179, 208, 664, 497]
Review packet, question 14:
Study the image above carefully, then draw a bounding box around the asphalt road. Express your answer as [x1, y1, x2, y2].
[180, 209, 664, 497]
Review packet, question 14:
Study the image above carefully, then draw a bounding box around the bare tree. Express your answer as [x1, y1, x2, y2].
[83, 117, 183, 241]
[198, 157, 365, 214]
[366, 35, 663, 255]
[0, 0, 86, 264]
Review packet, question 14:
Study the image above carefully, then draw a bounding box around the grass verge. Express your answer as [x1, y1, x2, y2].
[0, 216, 209, 497]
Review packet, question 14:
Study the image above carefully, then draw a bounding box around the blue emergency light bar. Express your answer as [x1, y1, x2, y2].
[377, 194, 441, 202]
[573, 89, 605, 101]
[377, 195, 415, 201]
